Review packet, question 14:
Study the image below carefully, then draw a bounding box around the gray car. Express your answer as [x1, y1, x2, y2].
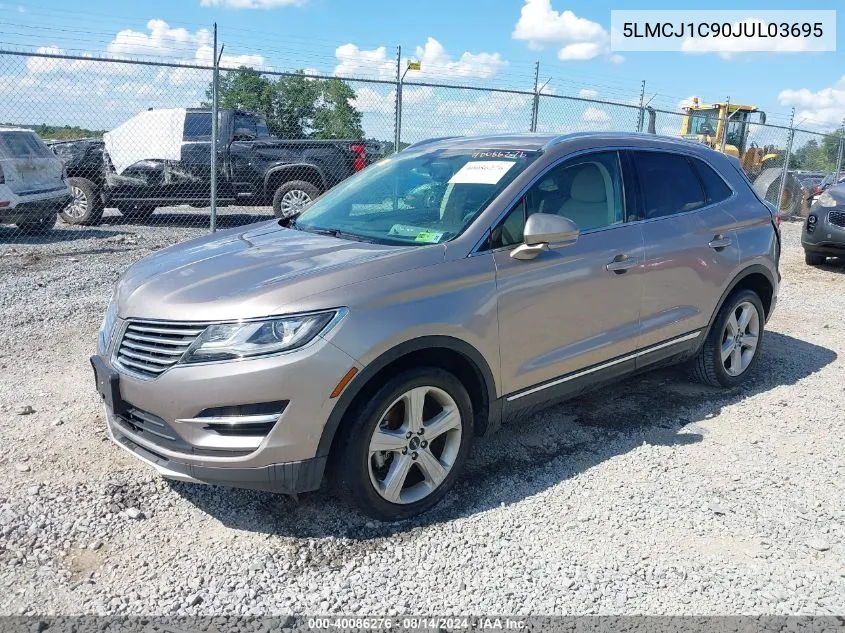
[91, 132, 780, 520]
[803, 182, 845, 265]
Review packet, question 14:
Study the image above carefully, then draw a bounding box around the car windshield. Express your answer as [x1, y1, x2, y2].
[292, 148, 539, 245]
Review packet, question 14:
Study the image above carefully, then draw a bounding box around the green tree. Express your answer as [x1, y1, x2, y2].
[313, 78, 364, 140]
[207, 68, 364, 140]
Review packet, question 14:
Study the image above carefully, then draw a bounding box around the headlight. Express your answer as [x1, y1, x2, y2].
[817, 192, 837, 207]
[98, 296, 118, 349]
[181, 310, 342, 364]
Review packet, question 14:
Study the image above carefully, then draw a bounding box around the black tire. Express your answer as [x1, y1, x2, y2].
[752, 168, 802, 219]
[118, 204, 156, 220]
[61, 177, 103, 226]
[17, 213, 57, 234]
[690, 288, 765, 388]
[805, 251, 826, 266]
[335, 367, 474, 521]
[272, 180, 320, 220]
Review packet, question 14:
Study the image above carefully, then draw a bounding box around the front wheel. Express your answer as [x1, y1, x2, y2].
[336, 368, 474, 521]
[691, 289, 765, 388]
[61, 177, 103, 226]
[272, 181, 320, 219]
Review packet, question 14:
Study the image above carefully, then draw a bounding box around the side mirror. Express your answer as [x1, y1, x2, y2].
[511, 213, 580, 260]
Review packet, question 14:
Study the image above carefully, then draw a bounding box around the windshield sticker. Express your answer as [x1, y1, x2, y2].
[449, 160, 515, 185]
[472, 150, 527, 159]
[414, 231, 444, 244]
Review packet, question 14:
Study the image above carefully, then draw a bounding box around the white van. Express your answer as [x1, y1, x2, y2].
[0, 128, 71, 233]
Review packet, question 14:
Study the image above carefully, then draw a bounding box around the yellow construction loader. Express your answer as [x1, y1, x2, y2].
[676, 98, 802, 216]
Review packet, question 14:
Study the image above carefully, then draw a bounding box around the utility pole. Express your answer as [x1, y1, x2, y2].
[636, 79, 646, 132]
[530, 61, 539, 133]
[210, 23, 219, 233]
[835, 117, 845, 179]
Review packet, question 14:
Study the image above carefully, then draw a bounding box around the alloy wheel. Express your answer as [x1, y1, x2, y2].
[367, 386, 463, 505]
[721, 300, 760, 377]
[279, 189, 312, 217]
[65, 186, 88, 219]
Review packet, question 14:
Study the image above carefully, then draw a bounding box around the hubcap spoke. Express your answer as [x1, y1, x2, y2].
[369, 429, 408, 453]
[404, 387, 427, 434]
[742, 335, 758, 351]
[730, 347, 742, 373]
[737, 305, 753, 332]
[721, 337, 734, 362]
[423, 406, 460, 440]
[416, 449, 447, 488]
[381, 454, 413, 503]
[726, 313, 739, 337]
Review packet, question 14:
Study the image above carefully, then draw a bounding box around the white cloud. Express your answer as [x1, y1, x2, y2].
[582, 106, 610, 123]
[200, 0, 306, 7]
[681, 19, 814, 60]
[577, 88, 598, 99]
[778, 76, 845, 128]
[512, 0, 621, 63]
[334, 44, 395, 80]
[334, 38, 507, 82]
[677, 95, 698, 109]
[25, 46, 135, 75]
[108, 19, 210, 59]
[413, 37, 507, 79]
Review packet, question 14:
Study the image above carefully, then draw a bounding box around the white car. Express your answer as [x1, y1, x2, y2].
[0, 127, 71, 233]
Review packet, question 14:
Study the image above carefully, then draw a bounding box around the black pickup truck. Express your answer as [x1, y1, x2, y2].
[49, 109, 383, 225]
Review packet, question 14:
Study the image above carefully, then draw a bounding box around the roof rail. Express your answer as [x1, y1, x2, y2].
[401, 136, 462, 152]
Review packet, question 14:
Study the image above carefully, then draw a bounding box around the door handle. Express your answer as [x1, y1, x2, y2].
[606, 254, 633, 274]
[708, 235, 733, 250]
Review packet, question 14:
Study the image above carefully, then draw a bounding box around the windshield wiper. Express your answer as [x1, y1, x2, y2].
[290, 223, 378, 243]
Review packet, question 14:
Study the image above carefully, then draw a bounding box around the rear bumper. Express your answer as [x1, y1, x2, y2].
[0, 193, 72, 223]
[106, 405, 327, 494]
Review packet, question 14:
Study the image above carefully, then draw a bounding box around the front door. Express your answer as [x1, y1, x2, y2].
[492, 150, 645, 398]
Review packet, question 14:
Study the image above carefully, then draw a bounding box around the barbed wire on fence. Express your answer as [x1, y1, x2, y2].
[0, 39, 843, 245]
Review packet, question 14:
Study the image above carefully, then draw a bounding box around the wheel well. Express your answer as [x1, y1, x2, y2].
[327, 347, 490, 460]
[731, 272, 774, 317]
[266, 166, 323, 199]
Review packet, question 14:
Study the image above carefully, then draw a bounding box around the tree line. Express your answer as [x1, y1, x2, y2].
[790, 126, 845, 172]
[205, 67, 365, 140]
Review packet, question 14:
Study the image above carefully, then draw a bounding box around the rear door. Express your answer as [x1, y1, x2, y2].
[632, 150, 740, 353]
[0, 131, 64, 198]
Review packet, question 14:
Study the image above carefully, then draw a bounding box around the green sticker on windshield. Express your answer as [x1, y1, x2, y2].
[415, 231, 444, 243]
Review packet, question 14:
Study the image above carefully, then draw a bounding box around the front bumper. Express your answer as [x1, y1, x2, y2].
[802, 211, 845, 255]
[0, 191, 71, 223]
[92, 328, 362, 494]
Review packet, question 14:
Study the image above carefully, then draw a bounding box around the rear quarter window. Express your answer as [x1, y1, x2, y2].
[0, 131, 54, 159]
[690, 157, 733, 204]
[635, 151, 706, 219]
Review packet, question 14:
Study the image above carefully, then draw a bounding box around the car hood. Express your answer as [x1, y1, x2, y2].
[116, 221, 440, 321]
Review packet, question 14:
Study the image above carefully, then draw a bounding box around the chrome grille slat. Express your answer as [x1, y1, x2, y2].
[127, 324, 205, 335]
[121, 339, 187, 356]
[119, 349, 177, 366]
[123, 331, 197, 346]
[116, 319, 204, 378]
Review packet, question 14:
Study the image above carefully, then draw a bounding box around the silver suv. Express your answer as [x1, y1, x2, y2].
[91, 133, 780, 520]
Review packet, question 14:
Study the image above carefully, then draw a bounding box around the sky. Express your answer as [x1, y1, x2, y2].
[0, 0, 843, 144]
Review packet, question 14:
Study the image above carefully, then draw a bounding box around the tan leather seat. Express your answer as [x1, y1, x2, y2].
[558, 164, 609, 230]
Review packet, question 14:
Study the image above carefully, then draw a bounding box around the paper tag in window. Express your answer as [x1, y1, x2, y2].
[449, 160, 515, 184]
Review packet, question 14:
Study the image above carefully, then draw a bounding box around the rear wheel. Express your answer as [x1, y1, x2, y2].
[691, 289, 765, 388]
[336, 368, 473, 521]
[61, 177, 103, 226]
[805, 251, 826, 266]
[17, 213, 57, 234]
[272, 180, 320, 220]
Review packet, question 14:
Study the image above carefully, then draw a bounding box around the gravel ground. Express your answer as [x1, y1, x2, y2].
[0, 214, 843, 616]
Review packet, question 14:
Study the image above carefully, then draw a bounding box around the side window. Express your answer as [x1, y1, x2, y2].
[233, 114, 258, 139]
[491, 151, 624, 248]
[636, 152, 706, 219]
[689, 157, 732, 204]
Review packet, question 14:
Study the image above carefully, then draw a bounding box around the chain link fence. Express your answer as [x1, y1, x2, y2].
[1, 45, 843, 249]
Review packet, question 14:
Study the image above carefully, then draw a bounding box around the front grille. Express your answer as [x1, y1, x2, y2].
[116, 320, 205, 378]
[829, 210, 845, 228]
